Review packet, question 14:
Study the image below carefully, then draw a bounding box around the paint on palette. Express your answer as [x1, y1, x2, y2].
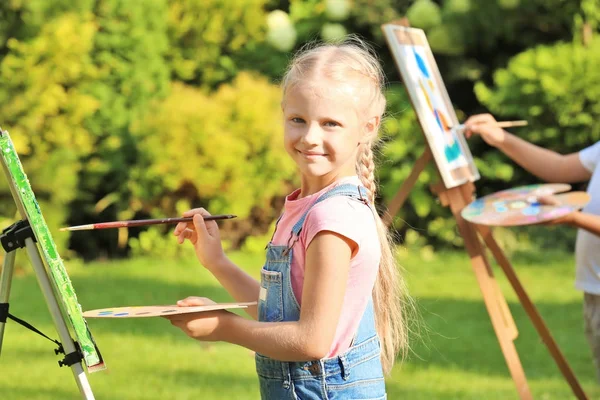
[461, 184, 590, 227]
[83, 302, 257, 319]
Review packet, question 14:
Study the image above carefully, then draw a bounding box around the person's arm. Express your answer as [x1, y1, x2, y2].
[570, 212, 600, 237]
[548, 211, 600, 237]
[204, 257, 261, 319]
[464, 114, 592, 183]
[166, 230, 354, 361]
[174, 209, 261, 319]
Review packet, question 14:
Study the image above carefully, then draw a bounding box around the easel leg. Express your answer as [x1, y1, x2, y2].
[474, 237, 519, 340]
[447, 188, 532, 399]
[465, 242, 531, 399]
[487, 260, 519, 341]
[0, 250, 17, 355]
[477, 225, 588, 400]
[24, 238, 95, 400]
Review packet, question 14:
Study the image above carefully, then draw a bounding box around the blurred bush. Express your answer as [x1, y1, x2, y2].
[0, 12, 99, 253]
[66, 0, 171, 259]
[167, 0, 269, 88]
[129, 73, 297, 250]
[0, 0, 597, 261]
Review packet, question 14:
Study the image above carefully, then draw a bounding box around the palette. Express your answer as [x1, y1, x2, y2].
[462, 184, 590, 226]
[83, 302, 257, 318]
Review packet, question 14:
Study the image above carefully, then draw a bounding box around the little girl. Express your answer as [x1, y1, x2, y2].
[168, 37, 410, 399]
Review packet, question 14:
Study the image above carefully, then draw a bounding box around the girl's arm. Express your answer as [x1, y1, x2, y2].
[206, 257, 261, 320]
[174, 209, 261, 319]
[167, 230, 355, 361]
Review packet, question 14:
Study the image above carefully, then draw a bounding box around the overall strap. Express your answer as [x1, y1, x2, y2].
[291, 183, 369, 238]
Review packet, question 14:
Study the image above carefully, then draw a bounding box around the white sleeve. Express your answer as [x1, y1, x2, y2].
[579, 141, 600, 173]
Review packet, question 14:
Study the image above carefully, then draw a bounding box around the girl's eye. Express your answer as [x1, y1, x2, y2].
[324, 121, 340, 127]
[291, 117, 305, 124]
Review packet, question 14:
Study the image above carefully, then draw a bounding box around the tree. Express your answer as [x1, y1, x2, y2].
[129, 73, 297, 253]
[0, 12, 99, 252]
[68, 0, 171, 259]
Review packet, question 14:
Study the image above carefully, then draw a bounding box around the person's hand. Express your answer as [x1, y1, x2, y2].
[173, 208, 226, 270]
[537, 195, 577, 225]
[464, 113, 507, 148]
[164, 296, 230, 341]
[541, 212, 577, 226]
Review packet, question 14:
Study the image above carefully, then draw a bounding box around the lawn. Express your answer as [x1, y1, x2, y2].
[1, 247, 599, 399]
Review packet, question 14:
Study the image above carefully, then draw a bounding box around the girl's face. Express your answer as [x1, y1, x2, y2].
[282, 78, 374, 185]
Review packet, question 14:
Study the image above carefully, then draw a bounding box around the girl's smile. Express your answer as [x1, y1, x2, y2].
[296, 149, 329, 161]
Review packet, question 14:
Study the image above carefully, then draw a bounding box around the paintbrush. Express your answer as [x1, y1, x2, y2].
[60, 214, 237, 231]
[453, 120, 528, 131]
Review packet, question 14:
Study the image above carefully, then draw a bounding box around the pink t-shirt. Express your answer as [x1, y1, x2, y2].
[271, 176, 381, 357]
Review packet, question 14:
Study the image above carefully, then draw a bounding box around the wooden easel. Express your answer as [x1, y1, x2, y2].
[382, 19, 588, 400]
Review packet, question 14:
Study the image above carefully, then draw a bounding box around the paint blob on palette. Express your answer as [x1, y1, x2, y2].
[462, 184, 590, 227]
[83, 302, 257, 318]
[484, 183, 572, 201]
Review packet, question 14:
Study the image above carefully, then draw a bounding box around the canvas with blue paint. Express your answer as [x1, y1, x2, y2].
[382, 24, 480, 189]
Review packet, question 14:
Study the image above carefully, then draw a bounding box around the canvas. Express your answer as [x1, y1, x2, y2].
[0, 129, 103, 371]
[382, 24, 480, 189]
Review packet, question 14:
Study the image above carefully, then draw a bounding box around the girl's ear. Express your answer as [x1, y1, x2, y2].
[361, 116, 380, 143]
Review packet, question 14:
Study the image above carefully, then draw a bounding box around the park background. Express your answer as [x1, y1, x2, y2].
[0, 0, 599, 398]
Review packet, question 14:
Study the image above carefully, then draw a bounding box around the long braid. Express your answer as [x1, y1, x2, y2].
[357, 143, 377, 203]
[356, 140, 407, 373]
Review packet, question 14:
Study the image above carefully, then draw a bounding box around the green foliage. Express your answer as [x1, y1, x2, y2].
[438, 0, 581, 51]
[0, 13, 99, 252]
[581, 0, 600, 30]
[167, 0, 269, 87]
[321, 22, 347, 41]
[0, 0, 597, 259]
[129, 73, 297, 246]
[475, 39, 600, 155]
[406, 0, 442, 30]
[129, 226, 196, 259]
[276, 0, 391, 46]
[347, 0, 408, 39]
[0, 0, 95, 44]
[427, 24, 465, 56]
[325, 0, 351, 21]
[68, 0, 171, 258]
[242, 219, 277, 254]
[266, 10, 297, 51]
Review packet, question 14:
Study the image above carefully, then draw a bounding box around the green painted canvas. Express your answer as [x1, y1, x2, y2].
[0, 129, 103, 371]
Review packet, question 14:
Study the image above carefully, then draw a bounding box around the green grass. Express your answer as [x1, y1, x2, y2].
[1, 248, 599, 399]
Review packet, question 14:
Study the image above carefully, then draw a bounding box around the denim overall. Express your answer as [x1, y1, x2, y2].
[256, 183, 386, 400]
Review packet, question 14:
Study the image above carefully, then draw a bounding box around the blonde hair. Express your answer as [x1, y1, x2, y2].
[282, 36, 412, 374]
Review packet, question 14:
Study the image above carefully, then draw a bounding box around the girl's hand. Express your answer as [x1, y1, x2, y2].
[464, 113, 507, 148]
[173, 208, 226, 270]
[165, 296, 230, 341]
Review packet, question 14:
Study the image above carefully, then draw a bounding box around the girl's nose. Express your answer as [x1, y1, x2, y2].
[301, 123, 321, 145]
